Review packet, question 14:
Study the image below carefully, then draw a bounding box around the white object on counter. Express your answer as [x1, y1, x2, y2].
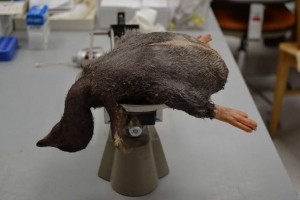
[128, 8, 166, 33]
[30, 0, 74, 11]
[98, 0, 171, 29]
[26, 5, 50, 50]
[173, 0, 211, 29]
[0, 1, 26, 15]
[50, 3, 89, 19]
[0, 1, 26, 35]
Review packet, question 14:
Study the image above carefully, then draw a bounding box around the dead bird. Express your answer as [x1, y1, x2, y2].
[37, 31, 257, 152]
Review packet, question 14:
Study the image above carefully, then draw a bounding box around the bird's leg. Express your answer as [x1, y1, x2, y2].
[214, 104, 257, 132]
[103, 100, 127, 151]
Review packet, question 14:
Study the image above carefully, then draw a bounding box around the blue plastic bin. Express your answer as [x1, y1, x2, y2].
[0, 37, 18, 61]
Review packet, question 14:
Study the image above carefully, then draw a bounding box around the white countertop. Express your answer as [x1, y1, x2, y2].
[0, 10, 298, 200]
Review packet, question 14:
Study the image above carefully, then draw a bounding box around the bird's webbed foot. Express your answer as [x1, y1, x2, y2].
[214, 104, 257, 132]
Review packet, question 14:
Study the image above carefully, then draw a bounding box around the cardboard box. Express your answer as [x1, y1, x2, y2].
[0, 1, 26, 35]
[0, 15, 13, 35]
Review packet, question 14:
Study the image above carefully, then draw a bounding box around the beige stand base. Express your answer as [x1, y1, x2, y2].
[98, 125, 169, 197]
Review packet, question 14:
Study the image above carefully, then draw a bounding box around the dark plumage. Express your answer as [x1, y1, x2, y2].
[37, 31, 229, 152]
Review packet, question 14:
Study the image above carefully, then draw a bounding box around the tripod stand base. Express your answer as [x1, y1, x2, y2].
[98, 125, 169, 196]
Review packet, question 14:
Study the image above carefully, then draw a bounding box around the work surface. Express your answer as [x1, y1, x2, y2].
[0, 10, 298, 200]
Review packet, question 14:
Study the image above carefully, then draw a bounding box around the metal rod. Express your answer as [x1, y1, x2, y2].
[110, 29, 115, 50]
[89, 31, 108, 60]
[89, 32, 94, 60]
[92, 31, 109, 36]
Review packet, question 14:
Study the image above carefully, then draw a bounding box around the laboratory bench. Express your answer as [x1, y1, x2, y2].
[0, 9, 298, 200]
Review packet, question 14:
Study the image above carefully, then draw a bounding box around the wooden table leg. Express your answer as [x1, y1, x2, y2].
[270, 51, 290, 137]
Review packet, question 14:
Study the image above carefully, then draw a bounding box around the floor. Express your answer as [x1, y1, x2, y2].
[225, 35, 300, 199]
